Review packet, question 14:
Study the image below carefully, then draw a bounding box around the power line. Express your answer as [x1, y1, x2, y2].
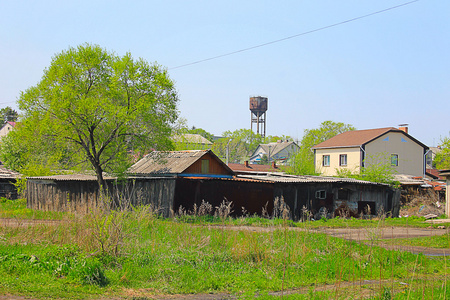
[169, 0, 419, 70]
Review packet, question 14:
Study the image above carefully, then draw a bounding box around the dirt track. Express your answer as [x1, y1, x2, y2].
[207, 224, 450, 256]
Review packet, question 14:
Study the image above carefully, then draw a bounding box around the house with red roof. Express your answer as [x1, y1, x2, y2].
[0, 121, 16, 139]
[312, 126, 428, 177]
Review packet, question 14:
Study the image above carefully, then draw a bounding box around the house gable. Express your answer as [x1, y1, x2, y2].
[128, 150, 234, 177]
[364, 131, 427, 177]
[250, 141, 299, 163]
[0, 121, 16, 138]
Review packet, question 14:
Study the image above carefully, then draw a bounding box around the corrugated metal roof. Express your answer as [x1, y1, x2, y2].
[128, 150, 210, 175]
[182, 176, 271, 184]
[0, 165, 20, 179]
[228, 162, 281, 173]
[237, 173, 388, 186]
[27, 174, 116, 181]
[393, 174, 426, 186]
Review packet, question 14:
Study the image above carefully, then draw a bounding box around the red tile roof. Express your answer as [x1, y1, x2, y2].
[426, 168, 444, 180]
[312, 127, 428, 150]
[312, 127, 397, 149]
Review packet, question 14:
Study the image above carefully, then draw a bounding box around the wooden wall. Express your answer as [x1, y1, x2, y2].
[183, 153, 232, 175]
[27, 178, 176, 216]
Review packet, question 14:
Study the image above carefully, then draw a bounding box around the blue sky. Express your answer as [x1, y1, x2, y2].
[1, 0, 448, 146]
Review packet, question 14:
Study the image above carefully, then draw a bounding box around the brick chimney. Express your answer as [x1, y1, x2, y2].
[272, 161, 276, 168]
[398, 125, 408, 134]
[244, 161, 249, 167]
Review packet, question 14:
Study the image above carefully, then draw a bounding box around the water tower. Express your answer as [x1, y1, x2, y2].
[250, 96, 268, 137]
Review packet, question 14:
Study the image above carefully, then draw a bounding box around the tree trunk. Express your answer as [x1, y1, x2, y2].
[94, 163, 109, 208]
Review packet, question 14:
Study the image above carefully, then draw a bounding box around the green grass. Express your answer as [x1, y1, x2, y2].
[0, 206, 449, 299]
[382, 233, 450, 249]
[1, 200, 450, 299]
[0, 198, 66, 220]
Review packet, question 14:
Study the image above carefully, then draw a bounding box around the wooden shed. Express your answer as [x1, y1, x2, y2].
[26, 174, 177, 215]
[0, 165, 19, 199]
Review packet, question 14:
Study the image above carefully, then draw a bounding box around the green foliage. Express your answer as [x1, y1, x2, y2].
[258, 154, 269, 165]
[0, 198, 65, 219]
[211, 128, 292, 163]
[283, 146, 318, 175]
[286, 121, 355, 175]
[335, 153, 398, 186]
[0, 44, 179, 187]
[172, 119, 215, 150]
[434, 136, 450, 169]
[0, 106, 18, 124]
[211, 129, 263, 163]
[0, 245, 108, 287]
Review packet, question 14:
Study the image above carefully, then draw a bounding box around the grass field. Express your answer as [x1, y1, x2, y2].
[1, 199, 450, 299]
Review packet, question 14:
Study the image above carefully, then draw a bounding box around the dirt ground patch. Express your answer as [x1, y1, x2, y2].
[206, 224, 450, 255]
[0, 218, 60, 228]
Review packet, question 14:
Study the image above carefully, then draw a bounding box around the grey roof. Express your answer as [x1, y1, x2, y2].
[258, 141, 299, 157]
[27, 174, 116, 181]
[172, 134, 212, 145]
[238, 173, 388, 186]
[0, 165, 20, 179]
[128, 150, 226, 175]
[393, 174, 426, 186]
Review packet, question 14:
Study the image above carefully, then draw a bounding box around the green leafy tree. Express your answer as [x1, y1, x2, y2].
[0, 44, 179, 190]
[258, 154, 269, 165]
[434, 136, 450, 169]
[0, 106, 19, 124]
[212, 129, 265, 163]
[172, 119, 214, 150]
[285, 121, 355, 175]
[336, 153, 398, 186]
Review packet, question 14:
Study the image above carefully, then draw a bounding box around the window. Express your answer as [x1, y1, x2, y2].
[315, 190, 326, 199]
[390, 154, 398, 166]
[339, 154, 347, 166]
[201, 159, 209, 173]
[322, 155, 330, 167]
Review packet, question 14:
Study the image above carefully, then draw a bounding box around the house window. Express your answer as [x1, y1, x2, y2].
[390, 154, 398, 166]
[201, 159, 209, 173]
[315, 190, 326, 199]
[322, 155, 330, 167]
[339, 154, 347, 166]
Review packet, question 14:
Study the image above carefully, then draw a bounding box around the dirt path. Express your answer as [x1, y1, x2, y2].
[0, 218, 60, 228]
[2, 218, 449, 254]
[206, 224, 450, 255]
